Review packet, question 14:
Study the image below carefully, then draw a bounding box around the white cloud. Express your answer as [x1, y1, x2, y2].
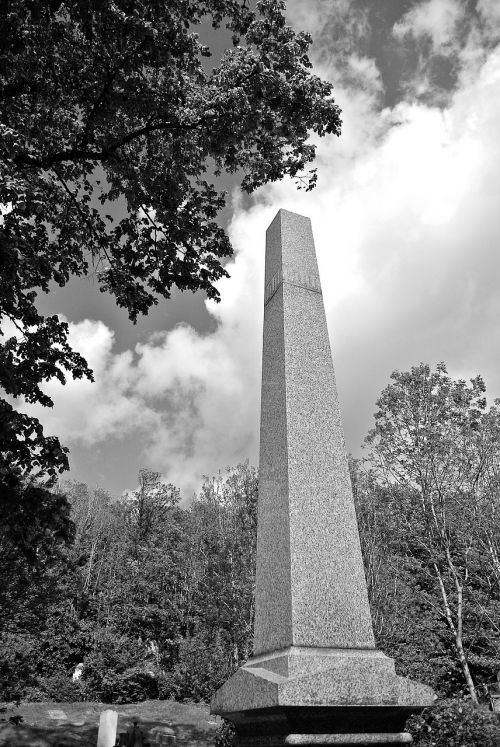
[393, 0, 465, 54]
[287, 0, 369, 52]
[22, 1, 500, 498]
[21, 276, 263, 498]
[477, 0, 500, 27]
[22, 319, 158, 445]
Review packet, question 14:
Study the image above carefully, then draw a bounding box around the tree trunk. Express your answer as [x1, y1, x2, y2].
[434, 563, 478, 702]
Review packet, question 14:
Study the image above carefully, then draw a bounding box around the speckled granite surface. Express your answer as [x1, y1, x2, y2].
[210, 210, 435, 744]
[211, 648, 434, 712]
[254, 209, 374, 654]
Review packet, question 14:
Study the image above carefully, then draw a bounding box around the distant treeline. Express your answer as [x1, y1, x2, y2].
[1, 364, 500, 729]
[0, 463, 257, 704]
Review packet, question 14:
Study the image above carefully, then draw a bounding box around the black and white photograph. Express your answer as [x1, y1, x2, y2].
[1, 1, 500, 745]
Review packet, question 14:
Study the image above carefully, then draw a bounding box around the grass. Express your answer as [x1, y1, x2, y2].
[0, 699, 222, 747]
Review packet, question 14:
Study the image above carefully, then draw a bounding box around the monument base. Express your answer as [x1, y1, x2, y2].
[237, 735, 412, 745]
[210, 648, 434, 746]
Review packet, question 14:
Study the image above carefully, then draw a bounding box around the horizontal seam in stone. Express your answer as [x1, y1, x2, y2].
[284, 280, 322, 295]
[264, 280, 322, 306]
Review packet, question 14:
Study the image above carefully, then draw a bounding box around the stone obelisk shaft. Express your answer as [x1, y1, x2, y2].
[254, 209, 374, 654]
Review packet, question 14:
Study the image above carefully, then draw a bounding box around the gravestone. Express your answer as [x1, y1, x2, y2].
[150, 725, 176, 745]
[210, 210, 435, 745]
[97, 709, 118, 747]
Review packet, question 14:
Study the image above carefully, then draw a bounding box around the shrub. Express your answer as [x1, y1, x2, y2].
[407, 698, 500, 746]
[38, 672, 86, 702]
[214, 720, 236, 747]
[20, 686, 47, 703]
[84, 664, 159, 704]
[0, 633, 37, 702]
[81, 632, 159, 703]
[158, 631, 236, 703]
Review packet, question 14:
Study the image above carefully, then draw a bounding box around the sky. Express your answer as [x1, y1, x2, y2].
[26, 0, 500, 499]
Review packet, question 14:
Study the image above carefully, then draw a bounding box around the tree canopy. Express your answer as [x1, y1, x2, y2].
[361, 363, 500, 702]
[0, 0, 341, 476]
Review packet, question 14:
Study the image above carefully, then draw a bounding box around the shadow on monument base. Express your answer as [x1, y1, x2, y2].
[223, 705, 418, 745]
[211, 649, 435, 746]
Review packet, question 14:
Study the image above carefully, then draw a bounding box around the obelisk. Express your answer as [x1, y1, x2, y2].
[211, 210, 434, 745]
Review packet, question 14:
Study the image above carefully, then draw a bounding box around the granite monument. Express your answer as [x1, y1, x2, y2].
[210, 210, 435, 745]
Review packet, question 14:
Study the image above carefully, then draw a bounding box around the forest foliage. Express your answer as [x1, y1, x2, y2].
[0, 462, 258, 704]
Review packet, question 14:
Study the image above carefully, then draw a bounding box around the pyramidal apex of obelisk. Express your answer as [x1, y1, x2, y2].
[211, 210, 434, 745]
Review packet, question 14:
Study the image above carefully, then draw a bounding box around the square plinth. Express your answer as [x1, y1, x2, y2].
[211, 648, 434, 743]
